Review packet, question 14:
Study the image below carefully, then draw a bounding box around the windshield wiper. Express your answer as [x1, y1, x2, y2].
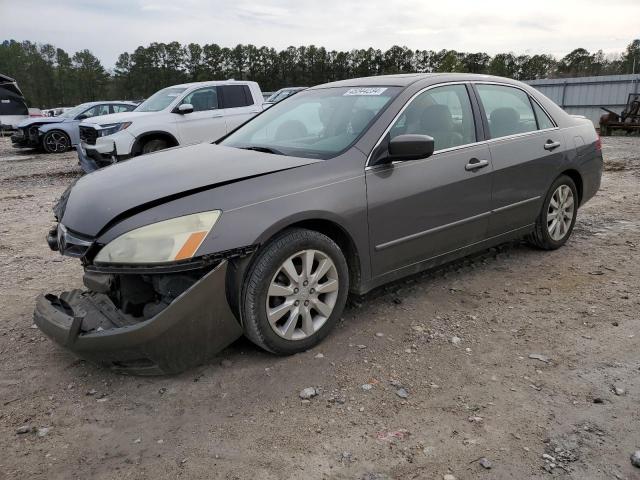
[240, 145, 285, 155]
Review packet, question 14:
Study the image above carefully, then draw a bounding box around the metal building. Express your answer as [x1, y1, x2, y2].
[525, 74, 640, 127]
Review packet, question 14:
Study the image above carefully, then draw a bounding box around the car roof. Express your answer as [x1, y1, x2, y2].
[310, 73, 524, 89]
[166, 80, 258, 89]
[79, 100, 137, 106]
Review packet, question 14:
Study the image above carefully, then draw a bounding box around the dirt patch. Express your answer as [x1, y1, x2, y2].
[0, 137, 639, 479]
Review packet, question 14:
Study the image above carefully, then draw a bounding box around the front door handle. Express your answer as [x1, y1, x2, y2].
[465, 158, 489, 171]
[544, 140, 561, 151]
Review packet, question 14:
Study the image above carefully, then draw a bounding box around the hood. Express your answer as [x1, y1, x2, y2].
[80, 111, 153, 126]
[61, 143, 321, 236]
[16, 117, 65, 128]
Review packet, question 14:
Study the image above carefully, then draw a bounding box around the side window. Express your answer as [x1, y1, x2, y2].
[221, 85, 253, 108]
[112, 104, 135, 113]
[80, 104, 110, 119]
[181, 87, 218, 112]
[389, 84, 476, 151]
[475, 84, 537, 139]
[531, 100, 555, 130]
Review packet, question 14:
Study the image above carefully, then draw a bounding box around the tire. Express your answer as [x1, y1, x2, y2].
[241, 228, 349, 355]
[141, 138, 168, 155]
[527, 174, 578, 250]
[42, 130, 70, 153]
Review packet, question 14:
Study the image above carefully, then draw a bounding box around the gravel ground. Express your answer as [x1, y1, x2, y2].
[0, 136, 639, 480]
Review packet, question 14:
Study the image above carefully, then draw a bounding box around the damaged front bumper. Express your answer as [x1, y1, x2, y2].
[34, 261, 243, 375]
[11, 128, 39, 148]
[77, 138, 131, 174]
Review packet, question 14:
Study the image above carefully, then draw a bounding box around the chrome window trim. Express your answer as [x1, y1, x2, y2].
[365, 80, 560, 170]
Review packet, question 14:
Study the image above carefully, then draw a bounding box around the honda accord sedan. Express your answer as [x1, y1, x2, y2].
[35, 73, 603, 374]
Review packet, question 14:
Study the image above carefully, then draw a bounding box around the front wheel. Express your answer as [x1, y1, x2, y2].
[141, 138, 168, 155]
[241, 228, 349, 355]
[527, 174, 578, 250]
[42, 130, 70, 153]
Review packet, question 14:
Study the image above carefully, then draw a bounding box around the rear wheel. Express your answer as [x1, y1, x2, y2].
[527, 174, 578, 250]
[241, 228, 349, 355]
[141, 138, 168, 155]
[42, 130, 70, 153]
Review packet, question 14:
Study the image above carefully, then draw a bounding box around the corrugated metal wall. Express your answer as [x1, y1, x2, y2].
[525, 74, 640, 127]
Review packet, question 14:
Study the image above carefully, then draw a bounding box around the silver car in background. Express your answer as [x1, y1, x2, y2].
[11, 101, 137, 153]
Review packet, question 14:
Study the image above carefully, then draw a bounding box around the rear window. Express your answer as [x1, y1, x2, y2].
[221, 85, 254, 108]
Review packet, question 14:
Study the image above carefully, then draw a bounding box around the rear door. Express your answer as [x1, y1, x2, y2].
[366, 83, 493, 277]
[175, 86, 225, 145]
[473, 83, 565, 236]
[220, 84, 261, 133]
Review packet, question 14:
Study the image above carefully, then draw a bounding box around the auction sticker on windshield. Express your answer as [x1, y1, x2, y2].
[344, 87, 388, 96]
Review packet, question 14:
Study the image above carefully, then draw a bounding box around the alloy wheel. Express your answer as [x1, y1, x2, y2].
[266, 249, 339, 340]
[547, 184, 575, 241]
[45, 132, 69, 153]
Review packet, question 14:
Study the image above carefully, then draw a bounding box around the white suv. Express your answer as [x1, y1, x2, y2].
[77, 80, 264, 170]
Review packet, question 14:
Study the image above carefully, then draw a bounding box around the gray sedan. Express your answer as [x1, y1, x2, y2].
[35, 73, 602, 374]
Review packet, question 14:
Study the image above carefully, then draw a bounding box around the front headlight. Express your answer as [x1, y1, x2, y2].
[94, 211, 221, 264]
[99, 122, 132, 137]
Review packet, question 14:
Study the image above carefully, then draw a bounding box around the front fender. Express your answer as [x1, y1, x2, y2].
[38, 122, 79, 145]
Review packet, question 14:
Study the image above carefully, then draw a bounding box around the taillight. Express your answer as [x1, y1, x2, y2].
[595, 134, 602, 151]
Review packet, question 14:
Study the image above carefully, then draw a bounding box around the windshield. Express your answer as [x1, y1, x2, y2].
[222, 86, 400, 159]
[135, 87, 187, 112]
[59, 103, 91, 119]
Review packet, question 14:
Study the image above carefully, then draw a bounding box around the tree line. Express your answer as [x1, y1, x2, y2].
[1, 38, 639, 108]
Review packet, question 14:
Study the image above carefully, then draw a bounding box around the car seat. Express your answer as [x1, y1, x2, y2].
[489, 107, 521, 138]
[419, 104, 463, 150]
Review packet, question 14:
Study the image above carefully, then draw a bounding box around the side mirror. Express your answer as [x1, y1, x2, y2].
[177, 103, 194, 114]
[76, 113, 88, 120]
[388, 134, 435, 161]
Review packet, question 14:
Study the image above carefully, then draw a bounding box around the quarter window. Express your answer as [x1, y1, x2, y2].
[475, 84, 537, 139]
[181, 87, 219, 112]
[531, 100, 555, 130]
[389, 84, 476, 151]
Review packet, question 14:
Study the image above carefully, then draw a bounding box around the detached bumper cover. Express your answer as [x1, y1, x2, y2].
[34, 261, 242, 375]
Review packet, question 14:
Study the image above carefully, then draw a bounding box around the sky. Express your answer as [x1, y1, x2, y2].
[1, 0, 639, 68]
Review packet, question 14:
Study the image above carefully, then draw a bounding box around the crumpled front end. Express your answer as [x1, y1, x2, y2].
[34, 261, 243, 375]
[11, 125, 41, 148]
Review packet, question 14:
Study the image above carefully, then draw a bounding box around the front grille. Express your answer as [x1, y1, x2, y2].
[80, 125, 98, 145]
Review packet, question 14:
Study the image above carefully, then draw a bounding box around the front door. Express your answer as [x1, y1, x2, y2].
[366, 83, 493, 277]
[175, 86, 226, 145]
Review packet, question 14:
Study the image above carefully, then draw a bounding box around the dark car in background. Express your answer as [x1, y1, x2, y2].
[11, 101, 137, 153]
[35, 73, 602, 374]
[0, 73, 29, 130]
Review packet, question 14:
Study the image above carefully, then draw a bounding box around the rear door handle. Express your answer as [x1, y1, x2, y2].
[465, 159, 489, 171]
[544, 140, 561, 151]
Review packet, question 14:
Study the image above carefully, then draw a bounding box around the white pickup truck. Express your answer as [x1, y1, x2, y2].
[78, 80, 264, 171]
